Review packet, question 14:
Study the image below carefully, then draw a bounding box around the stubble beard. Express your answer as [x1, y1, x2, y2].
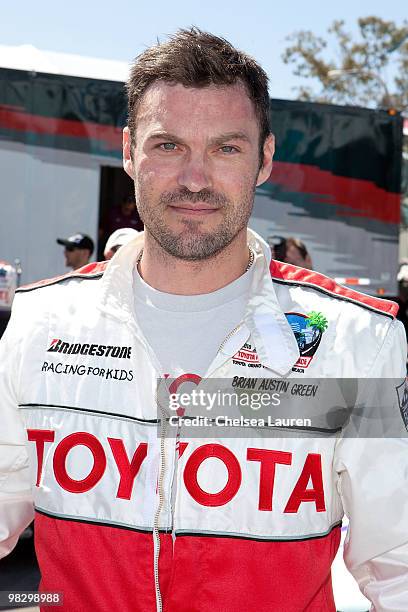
[134, 184, 256, 261]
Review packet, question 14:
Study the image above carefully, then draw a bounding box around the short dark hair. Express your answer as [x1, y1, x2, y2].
[126, 28, 270, 158]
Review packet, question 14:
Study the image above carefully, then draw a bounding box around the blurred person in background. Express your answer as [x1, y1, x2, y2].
[0, 260, 17, 339]
[104, 228, 139, 260]
[269, 235, 313, 269]
[396, 262, 408, 338]
[56, 233, 94, 270]
[107, 194, 144, 234]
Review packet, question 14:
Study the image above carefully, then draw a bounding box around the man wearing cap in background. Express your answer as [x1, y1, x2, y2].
[56, 233, 94, 270]
[103, 228, 139, 260]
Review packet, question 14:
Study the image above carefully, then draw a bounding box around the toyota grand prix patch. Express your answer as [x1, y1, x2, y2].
[285, 311, 328, 372]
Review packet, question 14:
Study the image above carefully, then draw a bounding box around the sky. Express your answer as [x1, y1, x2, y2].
[0, 1, 406, 100]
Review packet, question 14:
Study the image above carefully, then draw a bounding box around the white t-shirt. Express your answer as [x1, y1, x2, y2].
[133, 264, 255, 378]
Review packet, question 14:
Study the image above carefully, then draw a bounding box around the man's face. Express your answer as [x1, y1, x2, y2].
[123, 82, 274, 260]
[64, 247, 89, 270]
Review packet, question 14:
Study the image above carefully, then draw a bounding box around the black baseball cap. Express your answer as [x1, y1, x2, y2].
[57, 233, 94, 255]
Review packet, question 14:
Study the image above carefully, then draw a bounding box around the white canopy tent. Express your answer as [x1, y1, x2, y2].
[0, 43, 130, 81]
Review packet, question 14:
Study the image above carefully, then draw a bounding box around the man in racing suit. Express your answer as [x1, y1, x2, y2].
[1, 28, 408, 612]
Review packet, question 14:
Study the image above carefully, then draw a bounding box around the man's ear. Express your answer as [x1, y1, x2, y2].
[256, 134, 275, 187]
[123, 127, 134, 179]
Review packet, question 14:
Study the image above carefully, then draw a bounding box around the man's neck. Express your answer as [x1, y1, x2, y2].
[137, 230, 250, 295]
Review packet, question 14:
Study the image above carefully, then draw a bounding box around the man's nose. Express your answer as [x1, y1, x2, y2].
[177, 153, 212, 192]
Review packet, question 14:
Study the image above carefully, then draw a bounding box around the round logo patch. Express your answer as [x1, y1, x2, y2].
[285, 311, 327, 370]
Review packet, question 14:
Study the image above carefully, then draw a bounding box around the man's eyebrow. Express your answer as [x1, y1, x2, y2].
[210, 132, 251, 146]
[147, 132, 183, 143]
[146, 131, 251, 145]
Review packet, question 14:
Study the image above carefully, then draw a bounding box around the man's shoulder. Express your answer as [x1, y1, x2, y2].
[8, 262, 108, 337]
[16, 261, 108, 295]
[270, 260, 398, 320]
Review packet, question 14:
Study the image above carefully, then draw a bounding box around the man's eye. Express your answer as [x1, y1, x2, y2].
[160, 143, 177, 151]
[220, 145, 238, 153]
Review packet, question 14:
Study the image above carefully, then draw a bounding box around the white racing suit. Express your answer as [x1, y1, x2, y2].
[0, 229, 407, 611]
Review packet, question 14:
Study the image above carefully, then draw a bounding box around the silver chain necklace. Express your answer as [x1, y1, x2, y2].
[245, 246, 255, 272]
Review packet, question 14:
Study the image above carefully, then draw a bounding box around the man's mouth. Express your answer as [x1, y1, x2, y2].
[168, 204, 219, 216]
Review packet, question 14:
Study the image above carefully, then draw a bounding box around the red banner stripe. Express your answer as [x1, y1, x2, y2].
[269, 161, 400, 224]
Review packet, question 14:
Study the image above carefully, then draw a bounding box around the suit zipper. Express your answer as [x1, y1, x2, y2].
[153, 391, 167, 612]
[153, 321, 244, 612]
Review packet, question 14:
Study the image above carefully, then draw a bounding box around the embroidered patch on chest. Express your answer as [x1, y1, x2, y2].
[285, 311, 328, 372]
[232, 342, 263, 369]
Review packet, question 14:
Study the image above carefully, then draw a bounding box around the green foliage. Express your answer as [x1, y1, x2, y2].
[282, 16, 408, 110]
[306, 312, 328, 332]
